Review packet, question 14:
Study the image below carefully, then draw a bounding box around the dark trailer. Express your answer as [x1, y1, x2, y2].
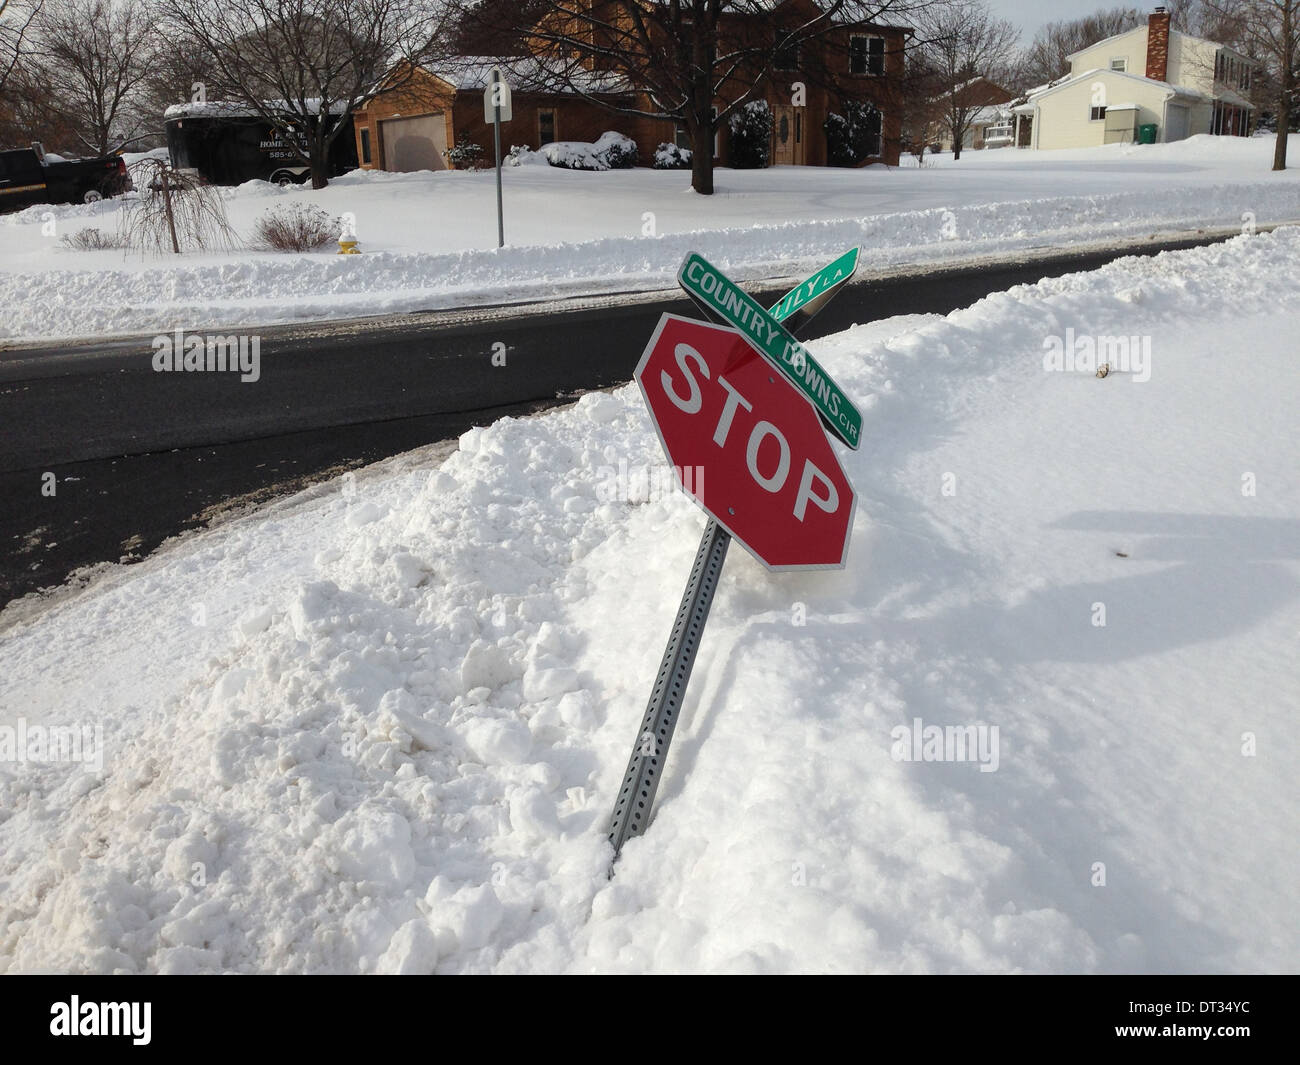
[164, 102, 358, 186]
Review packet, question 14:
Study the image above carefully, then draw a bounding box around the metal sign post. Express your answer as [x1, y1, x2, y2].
[607, 249, 862, 866]
[483, 68, 512, 248]
[607, 518, 730, 857]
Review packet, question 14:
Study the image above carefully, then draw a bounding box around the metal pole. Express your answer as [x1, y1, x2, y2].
[493, 89, 504, 249]
[607, 518, 731, 862]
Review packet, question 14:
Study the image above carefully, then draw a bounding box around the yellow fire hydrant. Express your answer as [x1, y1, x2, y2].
[338, 221, 360, 255]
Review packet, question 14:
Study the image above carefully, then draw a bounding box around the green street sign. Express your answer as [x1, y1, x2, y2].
[767, 247, 859, 334]
[677, 251, 863, 450]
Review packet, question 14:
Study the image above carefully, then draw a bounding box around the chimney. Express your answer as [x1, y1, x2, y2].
[1146, 7, 1171, 81]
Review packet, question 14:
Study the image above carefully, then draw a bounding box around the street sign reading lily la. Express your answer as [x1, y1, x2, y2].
[767, 247, 859, 335]
[677, 252, 862, 449]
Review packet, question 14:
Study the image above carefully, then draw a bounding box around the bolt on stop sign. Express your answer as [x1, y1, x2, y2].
[635, 313, 856, 570]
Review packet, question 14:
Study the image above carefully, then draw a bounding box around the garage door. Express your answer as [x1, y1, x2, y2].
[380, 114, 447, 172]
[1165, 104, 1189, 143]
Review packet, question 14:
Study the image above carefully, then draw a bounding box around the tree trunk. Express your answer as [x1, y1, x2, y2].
[1277, 9, 1294, 171]
[311, 139, 329, 189]
[691, 120, 714, 195]
[688, 27, 715, 195]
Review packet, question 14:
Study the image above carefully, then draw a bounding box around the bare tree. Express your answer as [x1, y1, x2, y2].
[157, 0, 456, 188]
[915, 0, 1017, 159]
[27, 0, 158, 155]
[1205, 0, 1299, 168]
[1016, 7, 1146, 87]
[0, 0, 41, 97]
[898, 47, 949, 161]
[501, 0, 925, 195]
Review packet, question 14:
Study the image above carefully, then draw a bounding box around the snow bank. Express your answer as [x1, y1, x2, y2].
[2, 179, 1299, 342]
[2, 228, 1297, 972]
[2, 135, 1296, 341]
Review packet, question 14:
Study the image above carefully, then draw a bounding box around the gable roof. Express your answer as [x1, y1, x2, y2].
[1025, 66, 1211, 105]
[1065, 24, 1144, 62]
[1066, 25, 1255, 66]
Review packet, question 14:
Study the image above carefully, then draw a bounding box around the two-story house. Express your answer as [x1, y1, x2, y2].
[1011, 6, 1255, 150]
[351, 1, 911, 172]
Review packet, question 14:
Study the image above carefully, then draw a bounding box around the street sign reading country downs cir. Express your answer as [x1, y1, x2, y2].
[677, 252, 863, 449]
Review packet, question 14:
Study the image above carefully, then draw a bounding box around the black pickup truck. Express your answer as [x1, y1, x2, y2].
[0, 146, 133, 211]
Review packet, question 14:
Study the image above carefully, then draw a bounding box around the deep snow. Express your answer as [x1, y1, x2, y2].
[1, 227, 1296, 973]
[1, 135, 1297, 341]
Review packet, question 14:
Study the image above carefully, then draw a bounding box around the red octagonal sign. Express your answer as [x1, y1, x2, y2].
[635, 313, 856, 570]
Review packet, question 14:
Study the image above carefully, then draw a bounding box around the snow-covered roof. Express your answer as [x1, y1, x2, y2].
[968, 105, 1011, 126]
[425, 56, 633, 95]
[1024, 68, 1212, 106]
[164, 98, 349, 120]
[1215, 86, 1255, 109]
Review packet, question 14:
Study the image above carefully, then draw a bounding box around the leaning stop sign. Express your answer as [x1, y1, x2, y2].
[635, 313, 856, 570]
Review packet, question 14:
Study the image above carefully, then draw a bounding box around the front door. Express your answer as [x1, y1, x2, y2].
[772, 105, 796, 165]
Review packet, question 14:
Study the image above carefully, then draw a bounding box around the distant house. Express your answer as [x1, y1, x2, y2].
[1012, 6, 1255, 150]
[352, 1, 912, 171]
[932, 77, 1014, 152]
[349, 58, 635, 173]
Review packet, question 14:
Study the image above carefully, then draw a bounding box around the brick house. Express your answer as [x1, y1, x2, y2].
[352, 1, 911, 171]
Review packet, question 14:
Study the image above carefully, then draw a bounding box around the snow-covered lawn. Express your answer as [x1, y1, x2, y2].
[1, 227, 1296, 973]
[1, 135, 1297, 341]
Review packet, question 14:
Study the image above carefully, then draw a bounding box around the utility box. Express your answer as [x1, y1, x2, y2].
[1104, 105, 1139, 144]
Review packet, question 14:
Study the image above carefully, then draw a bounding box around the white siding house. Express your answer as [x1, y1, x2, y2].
[1012, 6, 1255, 150]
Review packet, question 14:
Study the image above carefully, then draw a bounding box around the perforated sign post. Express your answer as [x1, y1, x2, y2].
[607, 250, 862, 865]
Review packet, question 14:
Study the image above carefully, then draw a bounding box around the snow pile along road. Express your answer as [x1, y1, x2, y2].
[1, 229, 1297, 972]
[1, 135, 1298, 340]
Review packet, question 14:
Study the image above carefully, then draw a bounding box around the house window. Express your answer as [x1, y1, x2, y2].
[775, 33, 799, 71]
[850, 35, 885, 76]
[538, 110, 556, 145]
[360, 128, 372, 165]
[1110, 57, 1127, 72]
[1090, 105, 1107, 121]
